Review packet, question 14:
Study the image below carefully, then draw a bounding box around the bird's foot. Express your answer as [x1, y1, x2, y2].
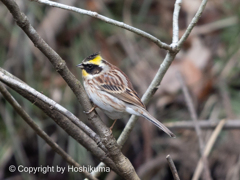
[109, 119, 117, 132]
[84, 105, 98, 114]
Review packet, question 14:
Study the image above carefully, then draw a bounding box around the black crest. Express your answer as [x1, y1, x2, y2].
[84, 52, 100, 62]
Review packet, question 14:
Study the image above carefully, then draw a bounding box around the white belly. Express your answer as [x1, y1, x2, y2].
[103, 110, 128, 120]
[84, 82, 127, 119]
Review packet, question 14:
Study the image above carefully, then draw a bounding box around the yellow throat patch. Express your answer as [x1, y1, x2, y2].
[82, 69, 88, 77]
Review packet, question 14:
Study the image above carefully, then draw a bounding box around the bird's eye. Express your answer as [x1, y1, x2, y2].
[87, 64, 93, 69]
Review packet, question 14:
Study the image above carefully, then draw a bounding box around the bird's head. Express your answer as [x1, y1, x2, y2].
[77, 52, 108, 78]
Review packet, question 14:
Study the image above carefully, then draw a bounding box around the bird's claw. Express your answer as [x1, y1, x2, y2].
[83, 105, 97, 114]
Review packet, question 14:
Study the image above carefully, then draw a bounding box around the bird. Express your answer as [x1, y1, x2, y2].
[77, 52, 175, 138]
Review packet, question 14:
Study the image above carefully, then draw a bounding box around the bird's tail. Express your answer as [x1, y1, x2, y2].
[140, 108, 176, 138]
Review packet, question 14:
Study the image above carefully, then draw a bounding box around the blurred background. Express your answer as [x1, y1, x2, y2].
[0, 0, 240, 179]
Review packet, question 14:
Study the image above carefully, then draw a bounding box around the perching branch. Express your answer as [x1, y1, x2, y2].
[0, 83, 98, 180]
[32, 0, 172, 51]
[92, 51, 179, 178]
[1, 0, 140, 179]
[0, 69, 119, 173]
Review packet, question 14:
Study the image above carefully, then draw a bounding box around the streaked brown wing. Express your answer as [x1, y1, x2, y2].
[94, 68, 145, 108]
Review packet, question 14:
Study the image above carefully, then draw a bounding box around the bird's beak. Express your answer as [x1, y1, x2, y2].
[76, 63, 84, 69]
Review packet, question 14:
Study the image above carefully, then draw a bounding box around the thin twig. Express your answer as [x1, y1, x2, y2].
[137, 154, 178, 178]
[172, 0, 182, 44]
[0, 101, 33, 180]
[0, 83, 98, 180]
[219, 80, 235, 119]
[192, 120, 226, 180]
[165, 119, 240, 129]
[177, 73, 205, 152]
[178, 0, 208, 47]
[32, 0, 172, 51]
[177, 72, 212, 180]
[166, 155, 180, 180]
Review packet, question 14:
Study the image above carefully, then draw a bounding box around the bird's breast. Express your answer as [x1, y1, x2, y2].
[84, 80, 126, 114]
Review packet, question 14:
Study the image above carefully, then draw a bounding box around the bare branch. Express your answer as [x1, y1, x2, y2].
[137, 154, 178, 178]
[0, 83, 98, 180]
[32, 0, 172, 51]
[178, 0, 208, 47]
[90, 162, 107, 179]
[166, 155, 180, 180]
[172, 0, 182, 44]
